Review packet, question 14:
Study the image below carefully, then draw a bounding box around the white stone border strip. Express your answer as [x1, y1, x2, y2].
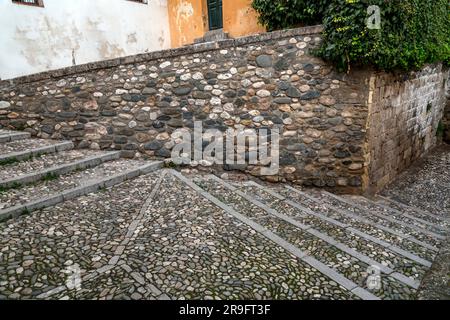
[323, 191, 445, 241]
[0, 141, 74, 163]
[236, 180, 421, 289]
[0, 161, 163, 223]
[0, 151, 121, 188]
[170, 170, 379, 300]
[284, 186, 434, 267]
[210, 175, 420, 290]
[0, 131, 31, 143]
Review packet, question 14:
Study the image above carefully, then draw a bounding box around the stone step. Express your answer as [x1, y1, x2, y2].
[0, 150, 121, 189]
[194, 29, 230, 44]
[232, 180, 429, 288]
[189, 173, 421, 299]
[0, 159, 163, 222]
[338, 194, 447, 239]
[279, 186, 437, 263]
[309, 190, 443, 249]
[0, 131, 31, 143]
[173, 171, 379, 300]
[343, 195, 448, 236]
[376, 195, 450, 226]
[382, 184, 450, 218]
[0, 140, 74, 164]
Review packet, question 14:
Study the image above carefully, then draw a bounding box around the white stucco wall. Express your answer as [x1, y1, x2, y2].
[0, 0, 171, 80]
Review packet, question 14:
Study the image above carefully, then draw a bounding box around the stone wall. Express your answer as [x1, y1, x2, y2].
[0, 25, 447, 194]
[443, 73, 450, 144]
[365, 65, 449, 193]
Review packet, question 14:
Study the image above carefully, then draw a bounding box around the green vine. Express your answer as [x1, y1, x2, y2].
[252, 0, 450, 72]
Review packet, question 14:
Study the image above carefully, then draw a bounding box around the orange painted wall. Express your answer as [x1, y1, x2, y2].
[168, 0, 266, 48]
[168, 0, 208, 48]
[223, 0, 265, 38]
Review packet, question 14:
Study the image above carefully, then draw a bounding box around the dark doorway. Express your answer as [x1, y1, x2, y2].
[207, 0, 223, 30]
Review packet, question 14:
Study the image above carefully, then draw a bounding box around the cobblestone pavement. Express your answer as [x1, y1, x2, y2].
[0, 131, 448, 300]
[380, 144, 450, 300]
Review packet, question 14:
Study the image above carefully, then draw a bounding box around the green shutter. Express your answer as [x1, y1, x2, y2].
[207, 0, 223, 30]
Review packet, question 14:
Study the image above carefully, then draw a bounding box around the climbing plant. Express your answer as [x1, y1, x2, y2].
[251, 0, 327, 31]
[251, 0, 450, 72]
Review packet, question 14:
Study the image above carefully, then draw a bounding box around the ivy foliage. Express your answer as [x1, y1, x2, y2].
[251, 0, 327, 31]
[251, 0, 450, 72]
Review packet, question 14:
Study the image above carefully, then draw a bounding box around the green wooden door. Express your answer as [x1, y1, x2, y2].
[207, 0, 223, 30]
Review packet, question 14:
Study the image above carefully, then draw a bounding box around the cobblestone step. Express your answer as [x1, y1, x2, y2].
[379, 145, 450, 215]
[342, 195, 448, 236]
[382, 184, 450, 216]
[309, 190, 442, 249]
[0, 151, 121, 189]
[173, 171, 378, 300]
[0, 149, 113, 181]
[233, 181, 428, 288]
[376, 196, 450, 226]
[0, 131, 31, 143]
[187, 173, 421, 299]
[0, 140, 74, 164]
[0, 160, 163, 222]
[0, 171, 167, 300]
[280, 186, 437, 263]
[336, 193, 447, 240]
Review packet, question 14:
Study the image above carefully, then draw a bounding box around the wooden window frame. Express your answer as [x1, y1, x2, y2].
[12, 0, 44, 8]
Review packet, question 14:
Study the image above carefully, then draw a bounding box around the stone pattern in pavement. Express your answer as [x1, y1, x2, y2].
[382, 144, 450, 214]
[381, 144, 450, 300]
[0, 138, 58, 155]
[0, 158, 147, 210]
[0, 149, 107, 181]
[0, 131, 448, 300]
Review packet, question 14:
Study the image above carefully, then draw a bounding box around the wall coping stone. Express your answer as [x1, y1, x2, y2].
[0, 25, 324, 87]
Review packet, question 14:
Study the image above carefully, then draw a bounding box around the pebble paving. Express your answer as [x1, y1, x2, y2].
[308, 191, 442, 249]
[0, 172, 160, 299]
[382, 145, 450, 214]
[238, 184, 428, 283]
[0, 159, 147, 210]
[279, 188, 438, 262]
[343, 196, 447, 236]
[0, 138, 59, 155]
[126, 173, 357, 300]
[193, 177, 416, 299]
[0, 133, 448, 300]
[376, 197, 449, 230]
[0, 150, 108, 181]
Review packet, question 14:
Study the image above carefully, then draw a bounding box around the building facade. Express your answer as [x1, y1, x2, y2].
[168, 0, 264, 48]
[0, 0, 265, 80]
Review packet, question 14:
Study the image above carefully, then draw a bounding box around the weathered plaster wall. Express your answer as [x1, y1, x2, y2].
[365, 65, 449, 192]
[223, 0, 265, 38]
[0, 0, 171, 80]
[168, 0, 207, 48]
[0, 26, 447, 194]
[168, 0, 265, 47]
